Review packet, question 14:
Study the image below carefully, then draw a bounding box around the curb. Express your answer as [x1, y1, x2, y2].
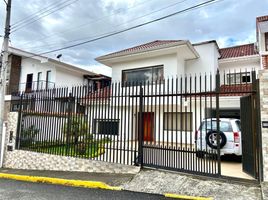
[164, 193, 213, 200]
[0, 173, 122, 191]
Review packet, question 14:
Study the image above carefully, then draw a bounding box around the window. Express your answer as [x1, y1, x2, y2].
[265, 32, 268, 51]
[235, 120, 241, 131]
[163, 112, 192, 131]
[200, 121, 233, 132]
[46, 70, 51, 89]
[122, 65, 163, 85]
[93, 119, 119, 135]
[37, 72, 42, 90]
[227, 72, 251, 84]
[25, 73, 33, 92]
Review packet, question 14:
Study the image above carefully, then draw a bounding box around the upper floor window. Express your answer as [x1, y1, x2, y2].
[265, 32, 268, 51]
[46, 70, 51, 89]
[122, 65, 163, 86]
[227, 72, 251, 84]
[37, 72, 42, 90]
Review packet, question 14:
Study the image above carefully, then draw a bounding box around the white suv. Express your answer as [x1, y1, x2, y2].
[196, 118, 241, 158]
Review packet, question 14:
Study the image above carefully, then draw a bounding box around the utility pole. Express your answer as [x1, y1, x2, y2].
[0, 0, 12, 167]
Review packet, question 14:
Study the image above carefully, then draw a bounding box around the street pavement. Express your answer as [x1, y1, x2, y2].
[0, 179, 174, 200]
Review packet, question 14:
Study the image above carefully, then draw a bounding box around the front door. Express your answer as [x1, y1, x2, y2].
[142, 112, 154, 142]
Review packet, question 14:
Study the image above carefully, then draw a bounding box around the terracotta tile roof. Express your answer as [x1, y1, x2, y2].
[257, 15, 268, 22]
[219, 43, 258, 59]
[220, 84, 252, 96]
[96, 40, 183, 59]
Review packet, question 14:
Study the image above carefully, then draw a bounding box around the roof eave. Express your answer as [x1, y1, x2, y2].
[219, 54, 260, 63]
[96, 40, 199, 65]
[96, 40, 188, 60]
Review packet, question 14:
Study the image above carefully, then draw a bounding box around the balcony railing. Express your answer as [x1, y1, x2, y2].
[7, 81, 55, 94]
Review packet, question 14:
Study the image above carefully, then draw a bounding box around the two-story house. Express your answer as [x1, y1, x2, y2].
[92, 16, 266, 145]
[6, 47, 111, 95]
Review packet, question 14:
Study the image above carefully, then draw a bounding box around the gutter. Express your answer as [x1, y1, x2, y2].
[219, 54, 260, 64]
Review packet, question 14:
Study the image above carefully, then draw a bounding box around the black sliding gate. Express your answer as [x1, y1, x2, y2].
[12, 70, 261, 179]
[240, 79, 262, 180]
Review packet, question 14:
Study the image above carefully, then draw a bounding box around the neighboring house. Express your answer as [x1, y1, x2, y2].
[6, 47, 111, 95]
[257, 15, 268, 69]
[93, 15, 267, 144]
[217, 43, 260, 118]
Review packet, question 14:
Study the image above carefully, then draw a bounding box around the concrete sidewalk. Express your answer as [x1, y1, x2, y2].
[0, 168, 263, 200]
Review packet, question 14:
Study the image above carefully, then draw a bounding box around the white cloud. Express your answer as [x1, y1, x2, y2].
[1, 0, 268, 72]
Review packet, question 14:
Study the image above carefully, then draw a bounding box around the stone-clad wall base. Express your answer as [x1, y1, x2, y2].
[260, 70, 268, 181]
[3, 150, 140, 174]
[3, 112, 140, 174]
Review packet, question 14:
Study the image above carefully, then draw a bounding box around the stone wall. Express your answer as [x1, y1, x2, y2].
[3, 150, 140, 174]
[3, 112, 140, 174]
[259, 70, 268, 181]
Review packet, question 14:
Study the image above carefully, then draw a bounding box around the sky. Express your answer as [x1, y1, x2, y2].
[0, 0, 268, 76]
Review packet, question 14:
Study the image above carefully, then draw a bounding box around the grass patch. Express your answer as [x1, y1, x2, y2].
[21, 139, 111, 158]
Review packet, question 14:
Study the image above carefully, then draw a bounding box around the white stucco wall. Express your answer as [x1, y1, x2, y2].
[19, 58, 87, 91]
[185, 43, 219, 90]
[56, 67, 85, 88]
[19, 59, 56, 91]
[185, 43, 219, 76]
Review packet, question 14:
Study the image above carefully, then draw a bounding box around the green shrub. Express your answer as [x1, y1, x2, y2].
[62, 117, 90, 144]
[20, 125, 39, 147]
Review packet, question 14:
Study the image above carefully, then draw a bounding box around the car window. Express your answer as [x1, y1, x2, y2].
[200, 120, 233, 132]
[235, 120, 241, 131]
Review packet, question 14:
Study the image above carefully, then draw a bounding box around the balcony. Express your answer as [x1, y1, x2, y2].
[7, 80, 55, 94]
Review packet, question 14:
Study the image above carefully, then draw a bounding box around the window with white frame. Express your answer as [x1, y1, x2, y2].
[163, 112, 192, 131]
[122, 65, 163, 85]
[226, 72, 251, 84]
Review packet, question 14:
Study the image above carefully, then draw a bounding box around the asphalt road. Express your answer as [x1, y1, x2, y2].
[0, 179, 174, 200]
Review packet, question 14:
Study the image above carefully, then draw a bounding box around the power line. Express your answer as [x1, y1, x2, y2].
[11, 0, 73, 26]
[2, 0, 7, 5]
[11, 0, 78, 33]
[24, 0, 190, 51]
[22, 0, 224, 59]
[12, 0, 77, 32]
[19, 0, 156, 46]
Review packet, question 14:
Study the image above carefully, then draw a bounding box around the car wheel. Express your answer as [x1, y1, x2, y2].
[196, 151, 205, 158]
[205, 130, 227, 149]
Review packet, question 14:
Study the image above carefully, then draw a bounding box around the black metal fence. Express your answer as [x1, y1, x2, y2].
[12, 70, 259, 177]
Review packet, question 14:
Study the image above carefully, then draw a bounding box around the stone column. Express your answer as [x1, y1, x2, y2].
[2, 112, 18, 163]
[259, 70, 268, 181]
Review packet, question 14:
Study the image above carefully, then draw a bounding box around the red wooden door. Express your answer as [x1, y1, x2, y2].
[142, 112, 154, 142]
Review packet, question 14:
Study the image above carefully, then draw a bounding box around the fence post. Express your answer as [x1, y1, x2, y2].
[252, 70, 263, 182]
[66, 92, 72, 155]
[215, 70, 221, 176]
[138, 85, 144, 167]
[15, 93, 23, 149]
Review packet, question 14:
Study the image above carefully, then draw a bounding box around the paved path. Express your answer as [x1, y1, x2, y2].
[0, 179, 174, 200]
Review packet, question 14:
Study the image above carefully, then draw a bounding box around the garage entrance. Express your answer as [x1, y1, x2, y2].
[207, 108, 240, 119]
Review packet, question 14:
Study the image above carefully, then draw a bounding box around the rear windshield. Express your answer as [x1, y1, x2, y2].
[235, 120, 241, 131]
[200, 120, 233, 132]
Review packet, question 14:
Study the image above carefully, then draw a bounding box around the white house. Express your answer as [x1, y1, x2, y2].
[6, 47, 111, 95]
[93, 16, 267, 145]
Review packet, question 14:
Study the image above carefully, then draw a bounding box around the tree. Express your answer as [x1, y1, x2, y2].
[62, 117, 88, 144]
